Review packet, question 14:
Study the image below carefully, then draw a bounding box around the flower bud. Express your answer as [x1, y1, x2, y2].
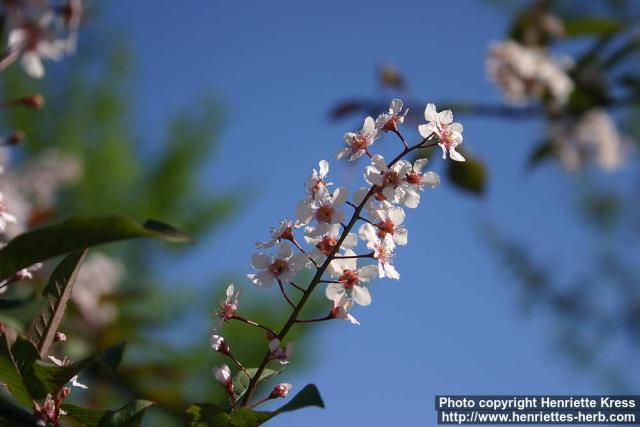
[209, 333, 230, 355]
[20, 94, 45, 109]
[6, 130, 24, 146]
[269, 382, 292, 399]
[61, 386, 71, 398]
[213, 364, 233, 388]
[54, 332, 67, 342]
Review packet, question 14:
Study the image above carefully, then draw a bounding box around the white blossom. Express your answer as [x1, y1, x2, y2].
[359, 205, 408, 247]
[71, 253, 124, 327]
[0, 193, 17, 231]
[212, 284, 241, 332]
[304, 160, 333, 203]
[303, 223, 357, 265]
[296, 187, 347, 227]
[550, 108, 628, 172]
[337, 116, 377, 161]
[255, 219, 296, 249]
[375, 99, 408, 132]
[419, 103, 465, 162]
[48, 356, 88, 389]
[268, 338, 293, 364]
[362, 229, 399, 280]
[326, 251, 378, 306]
[486, 40, 574, 107]
[364, 154, 411, 204]
[331, 294, 360, 325]
[4, 13, 67, 78]
[399, 158, 440, 208]
[247, 242, 307, 288]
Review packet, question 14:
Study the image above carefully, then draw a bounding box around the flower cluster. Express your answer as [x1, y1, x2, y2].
[209, 99, 465, 411]
[549, 108, 629, 172]
[486, 40, 574, 107]
[0, 0, 83, 78]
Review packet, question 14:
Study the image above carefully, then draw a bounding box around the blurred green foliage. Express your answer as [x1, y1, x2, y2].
[0, 28, 322, 426]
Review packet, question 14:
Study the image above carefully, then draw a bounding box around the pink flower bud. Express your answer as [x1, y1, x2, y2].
[270, 382, 292, 399]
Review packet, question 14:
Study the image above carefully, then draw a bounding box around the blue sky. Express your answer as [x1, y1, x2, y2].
[100, 1, 633, 425]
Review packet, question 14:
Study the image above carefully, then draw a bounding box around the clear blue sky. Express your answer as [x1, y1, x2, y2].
[99, 1, 632, 425]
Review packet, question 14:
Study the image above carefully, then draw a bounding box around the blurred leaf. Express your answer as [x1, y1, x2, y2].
[602, 37, 640, 70]
[328, 100, 370, 120]
[62, 399, 155, 427]
[27, 249, 88, 358]
[0, 297, 34, 310]
[527, 140, 555, 169]
[0, 394, 40, 427]
[379, 63, 406, 90]
[564, 18, 623, 37]
[0, 215, 190, 281]
[447, 155, 487, 195]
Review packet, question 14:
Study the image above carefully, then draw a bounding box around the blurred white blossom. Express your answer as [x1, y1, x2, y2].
[486, 40, 574, 107]
[550, 108, 629, 171]
[72, 252, 125, 327]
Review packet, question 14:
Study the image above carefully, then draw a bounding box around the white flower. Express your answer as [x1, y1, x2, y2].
[364, 154, 411, 203]
[256, 219, 296, 249]
[296, 187, 347, 227]
[268, 338, 293, 364]
[375, 99, 408, 132]
[337, 116, 377, 161]
[271, 383, 293, 398]
[48, 356, 88, 389]
[331, 294, 360, 325]
[212, 283, 241, 333]
[71, 253, 123, 327]
[361, 229, 399, 280]
[551, 108, 627, 172]
[58, 0, 83, 54]
[213, 364, 232, 386]
[399, 158, 440, 208]
[303, 223, 357, 265]
[304, 160, 333, 203]
[0, 263, 42, 294]
[486, 40, 574, 107]
[326, 251, 378, 306]
[419, 103, 465, 162]
[359, 205, 408, 247]
[247, 243, 307, 288]
[0, 193, 17, 232]
[4, 13, 67, 79]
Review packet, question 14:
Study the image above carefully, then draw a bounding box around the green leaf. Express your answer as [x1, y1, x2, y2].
[0, 334, 33, 405]
[447, 155, 487, 195]
[185, 384, 324, 427]
[9, 337, 126, 400]
[270, 384, 324, 415]
[233, 367, 282, 401]
[27, 249, 88, 358]
[0, 215, 191, 281]
[62, 400, 154, 427]
[564, 18, 623, 37]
